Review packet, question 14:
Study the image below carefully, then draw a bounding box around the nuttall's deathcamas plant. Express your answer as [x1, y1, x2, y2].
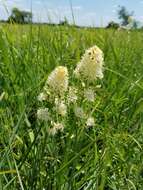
[38, 66, 69, 102]
[44, 66, 69, 97]
[74, 45, 104, 82]
[73, 45, 104, 128]
[37, 45, 104, 133]
[37, 66, 69, 135]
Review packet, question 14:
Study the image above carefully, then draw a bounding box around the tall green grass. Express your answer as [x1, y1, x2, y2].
[0, 23, 143, 189]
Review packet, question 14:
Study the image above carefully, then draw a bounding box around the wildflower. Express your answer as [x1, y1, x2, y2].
[37, 92, 48, 102]
[37, 108, 50, 121]
[48, 127, 57, 136]
[86, 117, 95, 127]
[74, 107, 85, 118]
[84, 88, 95, 102]
[55, 99, 67, 116]
[48, 122, 64, 135]
[74, 45, 104, 82]
[58, 102, 67, 116]
[44, 66, 68, 96]
[68, 87, 78, 103]
[54, 122, 64, 131]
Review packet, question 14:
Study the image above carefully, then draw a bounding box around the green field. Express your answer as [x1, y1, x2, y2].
[0, 24, 143, 189]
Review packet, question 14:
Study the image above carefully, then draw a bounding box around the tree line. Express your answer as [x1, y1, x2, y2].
[0, 7, 69, 25]
[0, 7, 32, 24]
[8, 7, 32, 24]
[0, 6, 141, 29]
[107, 6, 140, 29]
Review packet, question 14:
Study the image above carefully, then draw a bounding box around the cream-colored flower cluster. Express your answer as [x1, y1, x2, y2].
[37, 45, 104, 135]
[37, 66, 68, 135]
[74, 45, 104, 82]
[44, 66, 69, 97]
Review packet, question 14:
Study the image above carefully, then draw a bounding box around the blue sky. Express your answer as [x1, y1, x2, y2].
[0, 0, 143, 26]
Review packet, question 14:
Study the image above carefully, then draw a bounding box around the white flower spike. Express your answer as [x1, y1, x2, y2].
[74, 45, 104, 82]
[44, 66, 68, 96]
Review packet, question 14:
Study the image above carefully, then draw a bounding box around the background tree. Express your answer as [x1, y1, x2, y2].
[132, 20, 139, 29]
[106, 21, 120, 29]
[118, 6, 134, 26]
[8, 7, 32, 24]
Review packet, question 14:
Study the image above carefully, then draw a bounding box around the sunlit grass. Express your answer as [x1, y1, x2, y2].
[0, 23, 143, 189]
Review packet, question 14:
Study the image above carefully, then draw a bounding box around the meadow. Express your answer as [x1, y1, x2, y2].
[0, 24, 143, 189]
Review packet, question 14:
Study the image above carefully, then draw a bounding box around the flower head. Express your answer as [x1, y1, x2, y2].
[74, 45, 104, 82]
[68, 87, 78, 103]
[86, 117, 95, 127]
[44, 66, 68, 96]
[55, 98, 67, 116]
[48, 127, 57, 136]
[48, 122, 64, 135]
[37, 108, 50, 121]
[74, 107, 85, 118]
[53, 122, 64, 131]
[84, 88, 95, 102]
[37, 92, 48, 102]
